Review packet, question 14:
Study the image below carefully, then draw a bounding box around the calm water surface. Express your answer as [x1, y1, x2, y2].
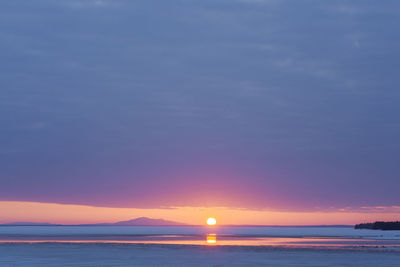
[1, 226, 399, 249]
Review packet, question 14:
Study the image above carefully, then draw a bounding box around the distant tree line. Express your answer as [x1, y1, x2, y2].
[355, 221, 400, 230]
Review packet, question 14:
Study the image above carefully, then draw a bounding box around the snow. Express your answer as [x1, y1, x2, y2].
[1, 243, 400, 266]
[1, 226, 399, 266]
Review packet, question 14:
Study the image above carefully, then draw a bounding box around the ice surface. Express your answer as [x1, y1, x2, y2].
[1, 226, 399, 266]
[1, 225, 399, 239]
[1, 243, 400, 267]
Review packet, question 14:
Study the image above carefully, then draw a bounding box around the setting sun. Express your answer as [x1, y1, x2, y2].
[206, 217, 217, 226]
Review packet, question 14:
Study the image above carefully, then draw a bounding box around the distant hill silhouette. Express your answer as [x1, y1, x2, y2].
[1, 217, 186, 226]
[111, 217, 186, 226]
[355, 221, 400, 230]
[0, 222, 59, 226]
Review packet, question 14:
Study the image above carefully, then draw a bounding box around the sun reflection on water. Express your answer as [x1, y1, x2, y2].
[206, 234, 217, 245]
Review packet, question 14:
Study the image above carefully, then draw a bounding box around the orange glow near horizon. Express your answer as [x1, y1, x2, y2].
[1, 201, 400, 225]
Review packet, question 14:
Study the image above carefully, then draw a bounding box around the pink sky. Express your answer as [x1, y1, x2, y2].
[1, 201, 399, 225]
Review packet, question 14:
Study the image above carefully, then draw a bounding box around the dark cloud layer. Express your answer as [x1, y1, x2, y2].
[1, 0, 400, 209]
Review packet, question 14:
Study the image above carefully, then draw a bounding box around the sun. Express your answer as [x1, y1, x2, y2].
[206, 217, 217, 226]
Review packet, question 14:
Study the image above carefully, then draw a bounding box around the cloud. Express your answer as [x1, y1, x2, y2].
[235, 0, 278, 5]
[0, 0, 400, 209]
[65, 0, 117, 8]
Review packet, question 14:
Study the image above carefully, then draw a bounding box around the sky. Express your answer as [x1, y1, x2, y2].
[1, 0, 400, 224]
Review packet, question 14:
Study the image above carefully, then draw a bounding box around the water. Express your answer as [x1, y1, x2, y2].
[1, 226, 400, 246]
[1, 226, 400, 266]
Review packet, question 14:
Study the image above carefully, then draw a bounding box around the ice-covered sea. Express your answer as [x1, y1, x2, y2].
[1, 226, 400, 266]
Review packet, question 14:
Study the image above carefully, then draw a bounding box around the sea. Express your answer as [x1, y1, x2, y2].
[0, 226, 399, 266]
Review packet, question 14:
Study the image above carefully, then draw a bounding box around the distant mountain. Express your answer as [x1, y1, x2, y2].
[355, 221, 400, 230]
[0, 222, 59, 226]
[111, 217, 186, 226]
